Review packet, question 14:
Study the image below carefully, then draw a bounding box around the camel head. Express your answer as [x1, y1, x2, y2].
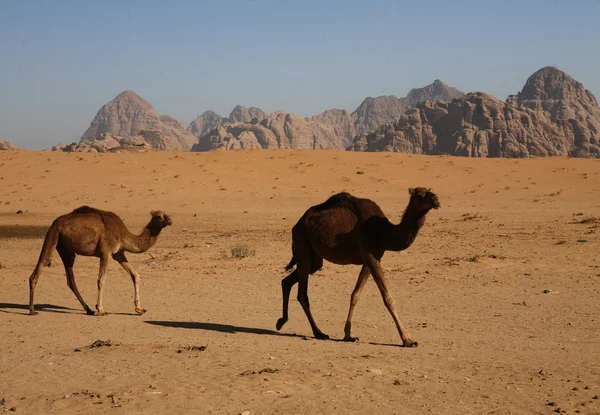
[408, 187, 440, 212]
[149, 210, 173, 228]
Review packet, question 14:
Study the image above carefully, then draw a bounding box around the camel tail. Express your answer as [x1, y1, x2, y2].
[29, 224, 59, 315]
[284, 255, 297, 271]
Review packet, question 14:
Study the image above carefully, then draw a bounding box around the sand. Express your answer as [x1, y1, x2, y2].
[0, 149, 599, 414]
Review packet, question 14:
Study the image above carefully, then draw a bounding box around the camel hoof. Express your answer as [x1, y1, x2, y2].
[29, 310, 38, 316]
[135, 308, 147, 315]
[314, 333, 330, 340]
[276, 318, 287, 331]
[94, 311, 107, 316]
[343, 336, 359, 342]
[403, 340, 419, 348]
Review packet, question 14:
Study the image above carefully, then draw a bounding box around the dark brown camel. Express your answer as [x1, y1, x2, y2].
[276, 187, 440, 347]
[28, 206, 172, 316]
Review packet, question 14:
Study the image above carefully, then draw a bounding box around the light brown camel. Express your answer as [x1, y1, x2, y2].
[276, 187, 440, 347]
[28, 206, 172, 316]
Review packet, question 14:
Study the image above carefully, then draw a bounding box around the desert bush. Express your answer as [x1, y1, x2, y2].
[231, 243, 256, 259]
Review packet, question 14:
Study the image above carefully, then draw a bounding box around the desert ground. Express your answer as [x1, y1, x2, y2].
[0, 150, 599, 414]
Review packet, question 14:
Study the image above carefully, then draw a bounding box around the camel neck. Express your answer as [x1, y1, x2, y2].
[122, 224, 163, 253]
[383, 207, 427, 252]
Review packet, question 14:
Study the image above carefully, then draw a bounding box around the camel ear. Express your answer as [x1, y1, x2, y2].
[150, 210, 158, 217]
[408, 188, 416, 196]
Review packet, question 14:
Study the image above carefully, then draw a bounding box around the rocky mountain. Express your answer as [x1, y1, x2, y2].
[349, 67, 600, 158]
[187, 105, 268, 139]
[0, 141, 16, 151]
[345, 80, 464, 137]
[191, 80, 464, 151]
[229, 105, 267, 123]
[187, 110, 228, 138]
[79, 91, 197, 151]
[403, 79, 464, 108]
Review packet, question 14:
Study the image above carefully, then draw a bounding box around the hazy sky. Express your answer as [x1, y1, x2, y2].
[1, 0, 598, 149]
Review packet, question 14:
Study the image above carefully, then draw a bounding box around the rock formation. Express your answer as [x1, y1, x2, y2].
[80, 91, 197, 151]
[53, 133, 151, 153]
[191, 111, 335, 152]
[0, 141, 17, 151]
[229, 105, 267, 123]
[191, 80, 463, 151]
[187, 110, 228, 138]
[403, 79, 464, 108]
[348, 67, 600, 158]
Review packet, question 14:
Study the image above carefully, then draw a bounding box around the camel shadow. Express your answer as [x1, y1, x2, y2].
[144, 321, 404, 347]
[0, 302, 78, 315]
[144, 320, 305, 339]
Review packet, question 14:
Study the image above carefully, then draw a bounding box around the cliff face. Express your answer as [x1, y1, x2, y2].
[349, 67, 600, 158]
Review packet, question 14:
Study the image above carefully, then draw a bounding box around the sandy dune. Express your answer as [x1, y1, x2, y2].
[0, 150, 599, 414]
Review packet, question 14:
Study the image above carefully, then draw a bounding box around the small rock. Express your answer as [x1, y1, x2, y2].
[547, 401, 557, 406]
[258, 368, 278, 374]
[9, 407, 17, 412]
[593, 395, 599, 400]
[239, 411, 251, 415]
[543, 289, 552, 294]
[16, 210, 23, 214]
[177, 345, 206, 353]
[367, 368, 382, 375]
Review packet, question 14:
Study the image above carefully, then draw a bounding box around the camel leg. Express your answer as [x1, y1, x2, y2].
[343, 265, 370, 342]
[95, 255, 109, 316]
[28, 263, 45, 315]
[296, 266, 329, 340]
[276, 269, 298, 330]
[365, 255, 417, 347]
[57, 244, 93, 315]
[113, 252, 146, 315]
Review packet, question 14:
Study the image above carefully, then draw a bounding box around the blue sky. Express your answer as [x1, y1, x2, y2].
[1, 0, 598, 149]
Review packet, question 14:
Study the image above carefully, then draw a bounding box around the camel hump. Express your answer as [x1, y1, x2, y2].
[325, 192, 354, 203]
[71, 206, 102, 215]
[321, 192, 375, 220]
[312, 192, 362, 216]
